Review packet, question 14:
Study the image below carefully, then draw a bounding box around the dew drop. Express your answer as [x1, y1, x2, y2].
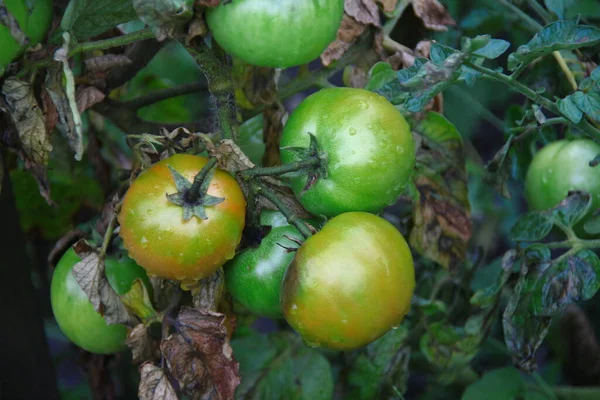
[289, 303, 298, 316]
[349, 127, 357, 136]
[140, 237, 148, 248]
[304, 339, 321, 348]
[341, 319, 348, 324]
[396, 145, 404, 154]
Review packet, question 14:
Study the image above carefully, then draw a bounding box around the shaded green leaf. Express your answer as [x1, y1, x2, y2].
[509, 212, 553, 242]
[557, 95, 583, 123]
[61, 0, 138, 40]
[551, 191, 592, 227]
[470, 250, 516, 308]
[238, 114, 265, 166]
[472, 39, 510, 59]
[572, 90, 600, 121]
[507, 20, 600, 71]
[462, 367, 524, 400]
[347, 327, 409, 400]
[583, 213, 600, 234]
[366, 62, 403, 104]
[232, 332, 333, 400]
[544, 0, 572, 19]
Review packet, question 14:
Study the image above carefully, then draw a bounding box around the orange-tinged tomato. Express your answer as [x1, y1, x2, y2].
[118, 154, 246, 286]
[281, 212, 415, 350]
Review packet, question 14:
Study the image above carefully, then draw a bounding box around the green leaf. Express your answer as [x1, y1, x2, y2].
[232, 332, 334, 400]
[572, 90, 600, 121]
[470, 250, 516, 308]
[237, 114, 266, 166]
[61, 0, 138, 40]
[507, 20, 600, 71]
[584, 213, 600, 234]
[462, 367, 525, 400]
[365, 62, 403, 104]
[413, 297, 448, 316]
[471, 39, 511, 59]
[347, 327, 409, 399]
[551, 191, 592, 227]
[530, 250, 600, 316]
[544, 0, 577, 20]
[557, 95, 583, 123]
[509, 211, 553, 242]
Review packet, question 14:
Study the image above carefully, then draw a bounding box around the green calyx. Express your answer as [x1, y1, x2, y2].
[166, 157, 224, 221]
[280, 132, 328, 192]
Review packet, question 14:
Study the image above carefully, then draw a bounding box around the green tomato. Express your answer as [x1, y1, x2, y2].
[281, 212, 415, 350]
[206, 0, 344, 68]
[225, 210, 311, 318]
[280, 88, 416, 217]
[51, 248, 150, 354]
[0, 0, 53, 71]
[525, 139, 600, 218]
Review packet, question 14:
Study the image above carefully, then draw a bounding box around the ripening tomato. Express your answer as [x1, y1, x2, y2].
[0, 0, 53, 71]
[280, 88, 416, 217]
[225, 210, 317, 318]
[51, 248, 150, 354]
[118, 154, 246, 286]
[281, 212, 415, 350]
[525, 139, 600, 220]
[206, 0, 344, 68]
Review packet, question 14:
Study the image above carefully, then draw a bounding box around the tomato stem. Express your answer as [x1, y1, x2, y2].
[253, 182, 314, 238]
[240, 158, 320, 178]
[185, 42, 238, 141]
[186, 158, 219, 203]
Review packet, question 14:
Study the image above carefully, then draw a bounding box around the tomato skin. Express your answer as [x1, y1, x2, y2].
[118, 154, 246, 285]
[206, 0, 344, 68]
[225, 211, 307, 318]
[525, 139, 600, 216]
[280, 88, 416, 217]
[51, 249, 149, 354]
[281, 212, 415, 350]
[0, 0, 53, 70]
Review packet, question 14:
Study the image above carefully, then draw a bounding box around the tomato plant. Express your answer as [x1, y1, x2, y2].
[280, 88, 415, 217]
[50, 248, 150, 354]
[118, 154, 246, 285]
[281, 212, 415, 350]
[206, 0, 344, 68]
[525, 139, 600, 218]
[225, 210, 318, 318]
[0, 0, 53, 71]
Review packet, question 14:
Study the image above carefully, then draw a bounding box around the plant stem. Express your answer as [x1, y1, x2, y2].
[497, 0, 542, 33]
[463, 60, 600, 139]
[185, 42, 237, 140]
[22, 28, 155, 76]
[525, 0, 551, 24]
[240, 158, 320, 178]
[186, 158, 218, 202]
[252, 182, 313, 238]
[382, 0, 411, 35]
[449, 86, 505, 132]
[99, 210, 118, 257]
[123, 81, 207, 110]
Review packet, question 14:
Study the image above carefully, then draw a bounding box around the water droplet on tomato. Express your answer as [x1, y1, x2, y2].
[349, 128, 357, 136]
[289, 303, 298, 315]
[140, 237, 148, 248]
[304, 339, 321, 348]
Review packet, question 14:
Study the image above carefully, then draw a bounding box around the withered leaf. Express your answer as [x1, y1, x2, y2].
[191, 268, 226, 311]
[24, 160, 54, 206]
[72, 240, 137, 326]
[133, 0, 194, 41]
[162, 307, 240, 400]
[2, 77, 52, 165]
[205, 138, 256, 172]
[127, 324, 158, 364]
[262, 103, 287, 167]
[232, 60, 280, 109]
[76, 86, 106, 113]
[85, 54, 132, 73]
[346, 0, 381, 26]
[409, 112, 471, 271]
[138, 363, 178, 400]
[411, 0, 456, 31]
[321, 14, 367, 66]
[41, 88, 59, 135]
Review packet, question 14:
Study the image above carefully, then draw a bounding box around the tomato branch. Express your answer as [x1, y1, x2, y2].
[185, 42, 238, 141]
[240, 158, 320, 178]
[252, 182, 313, 238]
[462, 60, 600, 140]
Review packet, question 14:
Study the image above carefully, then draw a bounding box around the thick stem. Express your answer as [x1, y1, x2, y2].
[463, 60, 600, 140]
[382, 0, 411, 35]
[186, 158, 218, 203]
[253, 182, 313, 238]
[123, 81, 207, 110]
[240, 158, 320, 178]
[185, 43, 237, 140]
[99, 208, 119, 257]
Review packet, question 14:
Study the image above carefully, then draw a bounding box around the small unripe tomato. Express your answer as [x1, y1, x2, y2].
[280, 88, 416, 217]
[206, 0, 344, 68]
[525, 139, 600, 220]
[281, 212, 415, 350]
[51, 248, 151, 354]
[225, 210, 314, 318]
[118, 154, 246, 286]
[0, 0, 53, 71]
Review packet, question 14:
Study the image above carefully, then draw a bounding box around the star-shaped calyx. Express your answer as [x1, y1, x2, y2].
[166, 158, 224, 221]
[280, 132, 328, 193]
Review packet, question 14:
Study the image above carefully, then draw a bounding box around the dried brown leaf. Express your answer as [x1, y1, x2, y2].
[127, 324, 158, 364]
[41, 88, 59, 134]
[162, 308, 240, 400]
[321, 14, 367, 66]
[346, 0, 381, 26]
[2, 77, 52, 165]
[24, 160, 54, 206]
[262, 103, 287, 167]
[76, 86, 106, 113]
[85, 54, 132, 73]
[204, 138, 256, 172]
[191, 268, 226, 311]
[138, 363, 178, 400]
[411, 0, 456, 31]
